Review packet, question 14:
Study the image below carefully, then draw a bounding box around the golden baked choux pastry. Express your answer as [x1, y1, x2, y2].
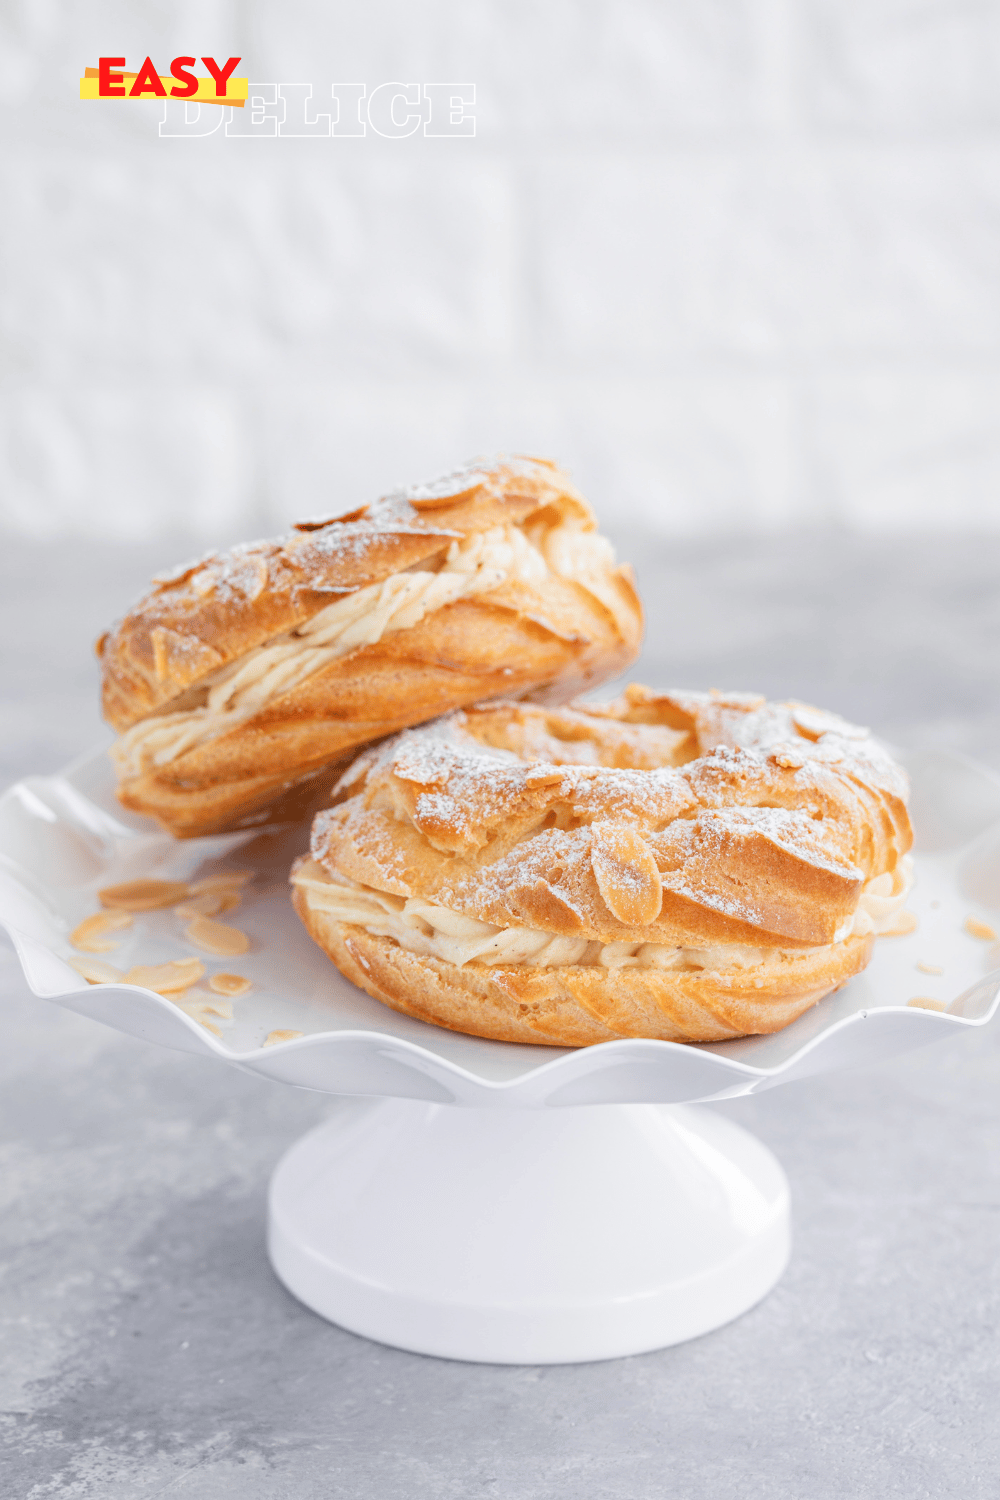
[291, 687, 913, 1046]
[98, 457, 642, 837]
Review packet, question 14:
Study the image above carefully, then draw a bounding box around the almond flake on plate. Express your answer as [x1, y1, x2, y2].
[263, 1030, 303, 1047]
[175, 988, 234, 1021]
[965, 917, 998, 942]
[174, 891, 227, 919]
[188, 872, 254, 894]
[99, 879, 190, 911]
[916, 961, 944, 976]
[184, 915, 250, 957]
[70, 911, 133, 952]
[209, 972, 252, 996]
[68, 955, 124, 984]
[125, 958, 206, 994]
[907, 996, 947, 1012]
[882, 910, 918, 936]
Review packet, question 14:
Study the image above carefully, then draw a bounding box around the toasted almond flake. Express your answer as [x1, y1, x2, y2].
[916, 961, 944, 976]
[68, 955, 124, 985]
[174, 892, 226, 919]
[188, 872, 253, 895]
[199, 1020, 222, 1038]
[210, 972, 252, 997]
[591, 822, 662, 927]
[184, 915, 250, 957]
[99, 879, 190, 911]
[175, 989, 234, 1021]
[125, 958, 206, 994]
[70, 911, 133, 952]
[881, 910, 918, 937]
[908, 996, 947, 1013]
[263, 1029, 303, 1047]
[965, 917, 998, 942]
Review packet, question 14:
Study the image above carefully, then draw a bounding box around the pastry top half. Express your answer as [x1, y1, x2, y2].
[97, 456, 642, 837]
[298, 686, 913, 958]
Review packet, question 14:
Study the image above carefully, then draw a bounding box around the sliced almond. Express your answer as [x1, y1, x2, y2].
[263, 1029, 303, 1047]
[99, 879, 190, 912]
[188, 872, 253, 895]
[209, 972, 252, 997]
[591, 822, 662, 927]
[965, 917, 998, 942]
[70, 911, 133, 953]
[174, 892, 226, 919]
[198, 1020, 222, 1038]
[175, 988, 234, 1021]
[881, 910, 918, 937]
[916, 961, 944, 976]
[908, 996, 947, 1013]
[125, 958, 206, 994]
[790, 704, 868, 742]
[184, 915, 250, 957]
[68, 955, 124, 985]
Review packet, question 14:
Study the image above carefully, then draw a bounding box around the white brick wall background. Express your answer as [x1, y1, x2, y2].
[3, 0, 1000, 541]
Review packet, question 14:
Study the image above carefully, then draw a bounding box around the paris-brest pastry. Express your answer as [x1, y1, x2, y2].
[97, 457, 643, 838]
[291, 688, 914, 1045]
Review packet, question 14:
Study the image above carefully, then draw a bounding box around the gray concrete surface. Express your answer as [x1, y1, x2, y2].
[3, 529, 1000, 1499]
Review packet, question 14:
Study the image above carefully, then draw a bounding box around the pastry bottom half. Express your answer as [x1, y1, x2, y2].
[292, 890, 876, 1046]
[117, 755, 356, 839]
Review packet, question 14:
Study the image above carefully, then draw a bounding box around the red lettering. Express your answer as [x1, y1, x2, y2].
[169, 56, 198, 98]
[98, 56, 126, 97]
[201, 56, 241, 97]
[128, 56, 166, 97]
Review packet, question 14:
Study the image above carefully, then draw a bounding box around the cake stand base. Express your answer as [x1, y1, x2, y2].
[268, 1098, 790, 1364]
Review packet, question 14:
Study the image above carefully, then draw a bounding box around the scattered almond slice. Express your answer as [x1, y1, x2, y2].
[210, 973, 252, 997]
[965, 917, 997, 942]
[174, 891, 226, 919]
[185, 915, 250, 956]
[99, 879, 190, 911]
[263, 1029, 303, 1047]
[198, 1020, 222, 1038]
[175, 989, 234, 1021]
[916, 961, 944, 976]
[908, 996, 947, 1013]
[176, 889, 243, 918]
[188, 872, 253, 895]
[70, 911, 133, 953]
[125, 958, 206, 994]
[68, 955, 124, 985]
[881, 910, 918, 937]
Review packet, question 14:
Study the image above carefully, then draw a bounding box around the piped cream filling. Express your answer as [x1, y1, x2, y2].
[114, 522, 601, 779]
[292, 855, 914, 975]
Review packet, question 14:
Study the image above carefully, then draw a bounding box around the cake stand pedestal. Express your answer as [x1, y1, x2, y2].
[268, 1098, 789, 1364]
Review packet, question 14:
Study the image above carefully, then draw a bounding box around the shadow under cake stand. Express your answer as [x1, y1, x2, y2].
[2, 745, 999, 1364]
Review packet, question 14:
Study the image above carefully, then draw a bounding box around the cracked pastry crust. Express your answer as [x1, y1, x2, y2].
[291, 687, 914, 1046]
[96, 456, 642, 838]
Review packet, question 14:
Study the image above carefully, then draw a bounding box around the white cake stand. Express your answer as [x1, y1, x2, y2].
[2, 745, 1000, 1364]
